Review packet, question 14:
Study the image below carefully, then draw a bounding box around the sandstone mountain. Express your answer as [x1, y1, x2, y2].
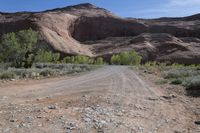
[0, 3, 200, 64]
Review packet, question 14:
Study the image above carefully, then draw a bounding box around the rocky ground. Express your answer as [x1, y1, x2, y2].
[0, 66, 199, 133]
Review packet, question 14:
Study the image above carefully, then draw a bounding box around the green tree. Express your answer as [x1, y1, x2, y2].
[62, 56, 105, 65]
[35, 50, 60, 63]
[126, 51, 142, 65]
[94, 57, 104, 65]
[17, 29, 38, 68]
[0, 28, 38, 68]
[119, 52, 130, 65]
[74, 55, 94, 64]
[111, 50, 142, 65]
[111, 55, 121, 65]
[0, 32, 19, 63]
[62, 56, 74, 64]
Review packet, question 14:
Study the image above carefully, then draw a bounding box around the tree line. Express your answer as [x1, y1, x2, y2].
[0, 29, 142, 68]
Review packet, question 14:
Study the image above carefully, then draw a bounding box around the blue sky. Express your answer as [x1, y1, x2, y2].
[0, 0, 200, 18]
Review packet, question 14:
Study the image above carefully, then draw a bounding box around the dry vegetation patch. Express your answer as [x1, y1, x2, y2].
[0, 63, 99, 81]
[139, 62, 200, 97]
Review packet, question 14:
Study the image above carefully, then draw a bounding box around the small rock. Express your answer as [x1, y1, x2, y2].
[100, 120, 107, 125]
[48, 105, 56, 109]
[10, 119, 17, 122]
[64, 122, 76, 130]
[147, 97, 158, 101]
[162, 95, 177, 100]
[84, 118, 91, 123]
[24, 116, 33, 121]
[121, 109, 126, 113]
[21, 123, 26, 127]
[4, 128, 10, 132]
[37, 116, 43, 119]
[165, 119, 170, 123]
[38, 124, 42, 127]
[138, 126, 144, 131]
[195, 121, 200, 125]
[46, 118, 50, 121]
[116, 112, 123, 116]
[3, 96, 8, 99]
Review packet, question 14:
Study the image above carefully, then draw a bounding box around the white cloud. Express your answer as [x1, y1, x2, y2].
[139, 0, 200, 18]
[169, 0, 200, 7]
[121, 0, 200, 18]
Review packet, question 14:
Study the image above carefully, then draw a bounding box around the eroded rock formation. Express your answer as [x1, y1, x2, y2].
[0, 3, 200, 64]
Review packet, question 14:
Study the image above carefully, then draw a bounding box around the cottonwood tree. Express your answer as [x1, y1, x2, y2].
[0, 28, 38, 68]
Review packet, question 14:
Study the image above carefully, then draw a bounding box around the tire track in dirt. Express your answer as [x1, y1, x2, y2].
[0, 66, 198, 133]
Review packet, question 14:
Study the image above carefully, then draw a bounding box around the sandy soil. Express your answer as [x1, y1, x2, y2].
[0, 66, 199, 133]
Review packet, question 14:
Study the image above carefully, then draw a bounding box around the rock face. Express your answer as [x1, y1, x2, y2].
[88, 33, 200, 64]
[0, 3, 200, 64]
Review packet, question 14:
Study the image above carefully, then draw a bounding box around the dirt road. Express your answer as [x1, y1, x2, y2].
[0, 66, 199, 133]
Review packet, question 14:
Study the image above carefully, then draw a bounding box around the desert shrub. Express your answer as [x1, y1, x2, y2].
[144, 61, 157, 67]
[111, 50, 142, 65]
[171, 79, 183, 85]
[158, 62, 168, 70]
[0, 71, 16, 79]
[143, 61, 167, 70]
[155, 79, 168, 85]
[7, 68, 41, 79]
[140, 61, 200, 97]
[184, 75, 200, 97]
[0, 63, 11, 70]
[163, 70, 185, 79]
[40, 69, 55, 77]
[163, 68, 200, 79]
[142, 61, 158, 72]
[171, 63, 185, 69]
[184, 76, 200, 90]
[139, 61, 168, 75]
[0, 63, 99, 80]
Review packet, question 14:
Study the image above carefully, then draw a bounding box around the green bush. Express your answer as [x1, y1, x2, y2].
[40, 69, 55, 77]
[111, 50, 142, 65]
[111, 55, 121, 65]
[62, 56, 105, 65]
[142, 61, 168, 72]
[35, 50, 60, 63]
[155, 79, 168, 85]
[62, 56, 72, 64]
[171, 63, 185, 69]
[185, 76, 200, 90]
[0, 28, 38, 68]
[171, 79, 183, 85]
[74, 55, 94, 64]
[0, 63, 99, 80]
[0, 71, 16, 79]
[163, 68, 200, 79]
[142, 61, 159, 72]
[94, 57, 104, 65]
